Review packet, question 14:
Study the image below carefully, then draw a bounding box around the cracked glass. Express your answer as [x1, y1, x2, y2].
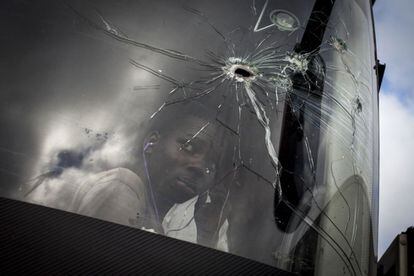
[0, 0, 379, 274]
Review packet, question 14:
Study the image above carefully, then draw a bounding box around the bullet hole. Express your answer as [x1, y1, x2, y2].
[224, 60, 258, 83]
[235, 67, 253, 78]
[329, 36, 348, 53]
[284, 52, 309, 74]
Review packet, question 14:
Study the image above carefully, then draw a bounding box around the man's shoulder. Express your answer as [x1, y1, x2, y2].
[90, 168, 144, 194]
[94, 168, 142, 186]
[71, 167, 146, 212]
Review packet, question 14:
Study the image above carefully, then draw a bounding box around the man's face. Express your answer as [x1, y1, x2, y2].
[147, 116, 218, 204]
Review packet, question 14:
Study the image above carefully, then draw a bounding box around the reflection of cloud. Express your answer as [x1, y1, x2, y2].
[27, 95, 147, 211]
[21, 29, 159, 208]
[378, 93, 414, 256]
[27, 123, 143, 211]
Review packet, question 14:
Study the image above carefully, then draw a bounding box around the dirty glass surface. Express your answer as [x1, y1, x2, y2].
[0, 0, 379, 274]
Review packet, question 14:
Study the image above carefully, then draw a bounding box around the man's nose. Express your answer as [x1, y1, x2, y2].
[185, 157, 207, 178]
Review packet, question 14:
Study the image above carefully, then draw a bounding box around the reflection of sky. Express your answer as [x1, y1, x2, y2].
[374, 0, 414, 257]
[0, 1, 161, 200]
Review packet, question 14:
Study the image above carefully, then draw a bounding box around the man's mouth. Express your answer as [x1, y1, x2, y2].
[175, 177, 196, 195]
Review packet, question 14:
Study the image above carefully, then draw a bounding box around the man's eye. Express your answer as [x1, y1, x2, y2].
[177, 138, 195, 152]
[182, 142, 193, 152]
[177, 138, 207, 154]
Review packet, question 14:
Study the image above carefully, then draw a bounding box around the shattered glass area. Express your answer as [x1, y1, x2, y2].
[0, 0, 379, 275]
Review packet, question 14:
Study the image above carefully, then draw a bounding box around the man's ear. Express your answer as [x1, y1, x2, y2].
[144, 131, 160, 154]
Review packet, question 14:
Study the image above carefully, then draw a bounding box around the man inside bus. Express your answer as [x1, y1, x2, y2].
[69, 101, 228, 247]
